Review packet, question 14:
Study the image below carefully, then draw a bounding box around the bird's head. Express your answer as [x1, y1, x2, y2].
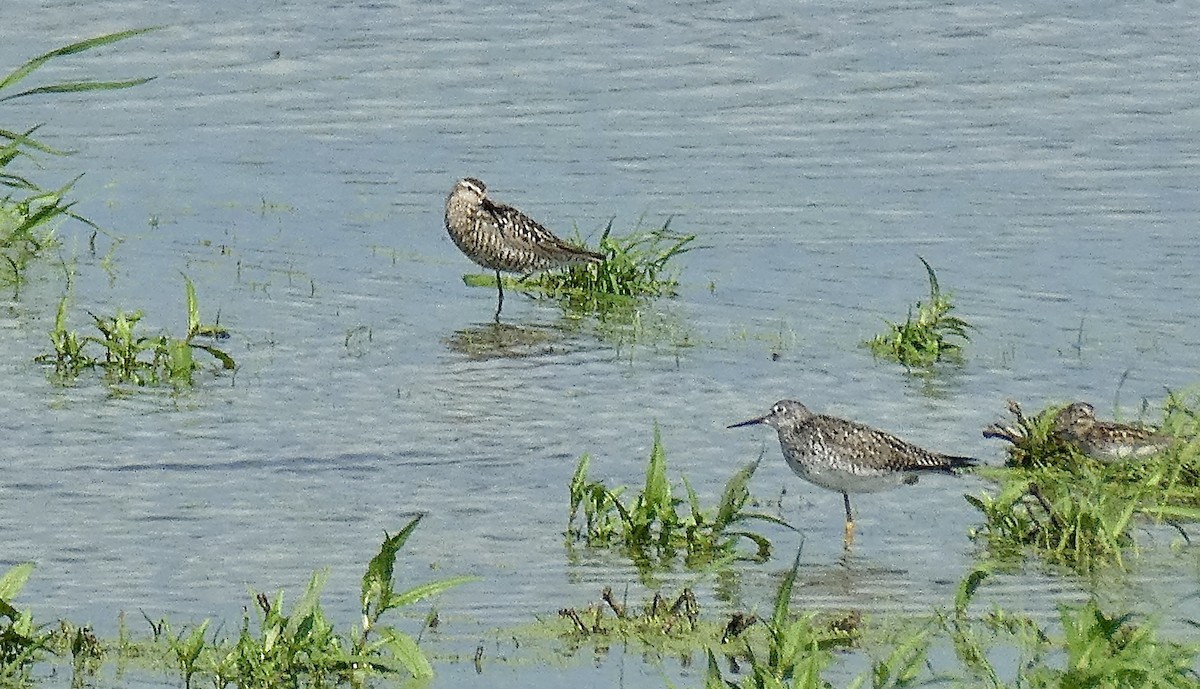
[1053, 401, 1097, 439]
[452, 177, 488, 204]
[728, 399, 812, 430]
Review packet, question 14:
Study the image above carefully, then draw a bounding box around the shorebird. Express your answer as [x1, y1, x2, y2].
[729, 400, 976, 548]
[444, 178, 604, 320]
[1052, 401, 1170, 461]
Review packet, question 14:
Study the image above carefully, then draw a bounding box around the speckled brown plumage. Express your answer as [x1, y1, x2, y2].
[444, 178, 604, 318]
[1052, 401, 1169, 461]
[729, 399, 975, 546]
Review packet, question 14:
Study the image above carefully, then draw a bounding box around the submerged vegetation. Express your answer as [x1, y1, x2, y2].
[556, 586, 709, 653]
[36, 276, 235, 386]
[1, 30, 154, 290]
[971, 395, 1200, 572]
[1, 517, 474, 687]
[464, 218, 697, 312]
[864, 256, 971, 367]
[567, 425, 791, 568]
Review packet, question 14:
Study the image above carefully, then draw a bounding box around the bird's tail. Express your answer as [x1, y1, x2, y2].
[942, 455, 978, 474]
[561, 245, 606, 264]
[917, 455, 977, 476]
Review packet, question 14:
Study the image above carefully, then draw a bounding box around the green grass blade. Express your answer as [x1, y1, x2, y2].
[387, 575, 478, 609]
[736, 511, 795, 530]
[0, 78, 156, 102]
[362, 516, 424, 613]
[1139, 505, 1200, 521]
[772, 549, 802, 629]
[0, 28, 157, 93]
[379, 628, 434, 678]
[284, 569, 328, 638]
[0, 125, 71, 156]
[569, 454, 591, 518]
[642, 423, 671, 516]
[188, 343, 236, 370]
[955, 567, 991, 615]
[0, 562, 34, 605]
[715, 459, 758, 528]
[183, 274, 200, 336]
[918, 255, 939, 297]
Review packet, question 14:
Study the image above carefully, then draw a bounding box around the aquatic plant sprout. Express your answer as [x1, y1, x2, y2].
[864, 256, 971, 367]
[36, 275, 235, 387]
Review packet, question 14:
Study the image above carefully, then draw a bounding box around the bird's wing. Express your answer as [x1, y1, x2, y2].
[1095, 421, 1166, 444]
[485, 199, 603, 265]
[483, 200, 547, 243]
[817, 415, 959, 471]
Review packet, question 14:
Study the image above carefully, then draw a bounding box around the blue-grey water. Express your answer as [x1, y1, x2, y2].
[2, 0, 1199, 686]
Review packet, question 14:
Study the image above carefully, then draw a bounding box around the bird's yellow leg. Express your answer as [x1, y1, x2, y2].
[842, 493, 855, 549]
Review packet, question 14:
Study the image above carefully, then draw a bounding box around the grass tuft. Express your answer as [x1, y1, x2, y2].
[708, 563, 1198, 689]
[161, 516, 476, 686]
[35, 275, 236, 387]
[567, 424, 791, 569]
[864, 256, 971, 367]
[939, 567, 1200, 689]
[0, 563, 54, 685]
[705, 550, 860, 689]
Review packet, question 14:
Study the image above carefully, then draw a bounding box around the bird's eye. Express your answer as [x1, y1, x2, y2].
[774, 404, 784, 414]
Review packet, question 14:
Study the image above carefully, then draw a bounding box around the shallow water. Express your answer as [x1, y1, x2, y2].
[2, 0, 1199, 685]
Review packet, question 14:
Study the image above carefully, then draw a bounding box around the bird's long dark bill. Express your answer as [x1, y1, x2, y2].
[727, 416, 766, 429]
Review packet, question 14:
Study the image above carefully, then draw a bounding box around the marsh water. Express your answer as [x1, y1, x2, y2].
[2, 0, 1199, 686]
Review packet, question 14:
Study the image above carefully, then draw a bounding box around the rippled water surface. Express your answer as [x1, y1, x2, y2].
[2, 0, 1199, 685]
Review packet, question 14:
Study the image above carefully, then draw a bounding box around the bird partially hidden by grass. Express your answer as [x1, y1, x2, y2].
[1052, 401, 1171, 462]
[729, 400, 977, 549]
[444, 177, 604, 321]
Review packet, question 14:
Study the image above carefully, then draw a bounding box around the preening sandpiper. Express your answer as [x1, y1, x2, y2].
[444, 178, 604, 320]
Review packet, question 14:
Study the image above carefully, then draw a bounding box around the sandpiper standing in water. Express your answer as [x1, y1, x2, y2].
[1053, 401, 1170, 461]
[444, 178, 605, 320]
[729, 400, 976, 548]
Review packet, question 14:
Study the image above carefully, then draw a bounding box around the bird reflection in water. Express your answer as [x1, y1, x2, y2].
[443, 321, 564, 361]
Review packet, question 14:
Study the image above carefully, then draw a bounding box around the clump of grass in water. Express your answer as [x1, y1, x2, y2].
[566, 424, 792, 569]
[36, 275, 236, 386]
[864, 256, 971, 367]
[101, 516, 472, 687]
[938, 567, 1199, 689]
[969, 396, 1200, 572]
[0, 29, 155, 290]
[708, 562, 1198, 688]
[705, 550, 862, 689]
[0, 563, 55, 685]
[464, 218, 696, 311]
[2, 519, 473, 686]
[965, 465, 1144, 572]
